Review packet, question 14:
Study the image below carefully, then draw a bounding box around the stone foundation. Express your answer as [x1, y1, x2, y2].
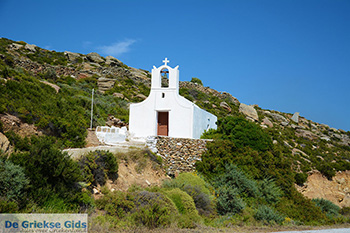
[148, 136, 212, 176]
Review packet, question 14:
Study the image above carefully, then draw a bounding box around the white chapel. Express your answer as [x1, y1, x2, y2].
[129, 58, 217, 139]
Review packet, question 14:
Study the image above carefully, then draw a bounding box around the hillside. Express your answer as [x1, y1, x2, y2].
[1, 37, 350, 230]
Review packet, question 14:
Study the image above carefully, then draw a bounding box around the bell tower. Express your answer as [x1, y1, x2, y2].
[151, 58, 179, 92]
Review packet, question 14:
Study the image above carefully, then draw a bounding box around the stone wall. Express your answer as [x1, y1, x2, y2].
[148, 136, 212, 176]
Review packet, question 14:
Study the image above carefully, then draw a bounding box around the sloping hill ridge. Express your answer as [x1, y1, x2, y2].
[1, 37, 350, 207]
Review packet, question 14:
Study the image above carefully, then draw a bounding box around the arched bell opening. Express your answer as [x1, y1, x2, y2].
[160, 68, 169, 88]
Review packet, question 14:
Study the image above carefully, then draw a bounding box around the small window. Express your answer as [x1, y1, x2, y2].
[162, 93, 165, 98]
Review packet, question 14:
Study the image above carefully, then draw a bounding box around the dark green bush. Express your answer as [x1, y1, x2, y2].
[78, 150, 118, 187]
[317, 163, 336, 180]
[216, 186, 245, 215]
[294, 173, 308, 186]
[96, 190, 135, 218]
[132, 191, 175, 228]
[9, 136, 84, 207]
[0, 160, 29, 201]
[183, 185, 214, 216]
[254, 205, 284, 224]
[259, 178, 282, 205]
[205, 116, 273, 152]
[312, 198, 340, 217]
[214, 164, 261, 199]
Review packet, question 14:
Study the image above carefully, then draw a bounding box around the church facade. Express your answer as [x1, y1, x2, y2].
[129, 58, 217, 139]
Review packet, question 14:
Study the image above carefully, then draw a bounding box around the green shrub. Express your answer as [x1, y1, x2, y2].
[312, 198, 340, 217]
[9, 136, 84, 207]
[182, 185, 214, 216]
[317, 163, 336, 180]
[172, 172, 211, 195]
[216, 186, 245, 215]
[214, 164, 261, 199]
[164, 188, 198, 216]
[0, 160, 29, 201]
[132, 191, 175, 229]
[259, 178, 283, 205]
[78, 150, 118, 187]
[294, 173, 308, 186]
[96, 191, 135, 218]
[254, 205, 284, 224]
[212, 116, 273, 152]
[0, 197, 18, 213]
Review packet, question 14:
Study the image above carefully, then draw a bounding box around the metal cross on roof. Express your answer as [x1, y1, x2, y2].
[162, 58, 169, 66]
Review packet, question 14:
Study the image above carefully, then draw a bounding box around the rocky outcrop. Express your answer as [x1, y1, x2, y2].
[262, 117, 273, 128]
[65, 51, 82, 62]
[86, 52, 105, 63]
[24, 43, 37, 53]
[297, 170, 350, 207]
[105, 115, 128, 128]
[220, 101, 231, 112]
[239, 103, 259, 121]
[179, 81, 239, 105]
[0, 132, 12, 154]
[0, 113, 43, 138]
[105, 56, 122, 66]
[296, 129, 318, 141]
[97, 77, 115, 93]
[291, 112, 300, 123]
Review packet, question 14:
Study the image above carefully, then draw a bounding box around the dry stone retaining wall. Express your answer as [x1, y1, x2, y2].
[148, 136, 212, 176]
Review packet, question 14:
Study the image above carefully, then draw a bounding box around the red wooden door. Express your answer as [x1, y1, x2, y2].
[157, 112, 168, 136]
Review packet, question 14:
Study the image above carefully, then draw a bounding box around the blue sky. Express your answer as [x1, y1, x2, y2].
[1, 0, 349, 131]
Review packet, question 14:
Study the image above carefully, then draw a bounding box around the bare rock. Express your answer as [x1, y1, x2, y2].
[106, 115, 127, 127]
[0, 132, 12, 154]
[97, 77, 115, 93]
[267, 112, 288, 123]
[87, 52, 104, 63]
[239, 103, 259, 121]
[296, 129, 318, 141]
[40, 80, 60, 93]
[221, 92, 240, 105]
[24, 43, 37, 52]
[136, 94, 147, 100]
[220, 102, 231, 112]
[106, 56, 122, 66]
[262, 117, 273, 128]
[65, 51, 81, 62]
[291, 112, 300, 123]
[296, 170, 350, 207]
[113, 93, 124, 99]
[8, 43, 24, 50]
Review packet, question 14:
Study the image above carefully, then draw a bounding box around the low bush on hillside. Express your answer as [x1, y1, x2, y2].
[312, 198, 340, 217]
[0, 160, 29, 201]
[8, 136, 93, 210]
[254, 205, 284, 224]
[163, 188, 201, 228]
[78, 150, 118, 188]
[196, 116, 331, 224]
